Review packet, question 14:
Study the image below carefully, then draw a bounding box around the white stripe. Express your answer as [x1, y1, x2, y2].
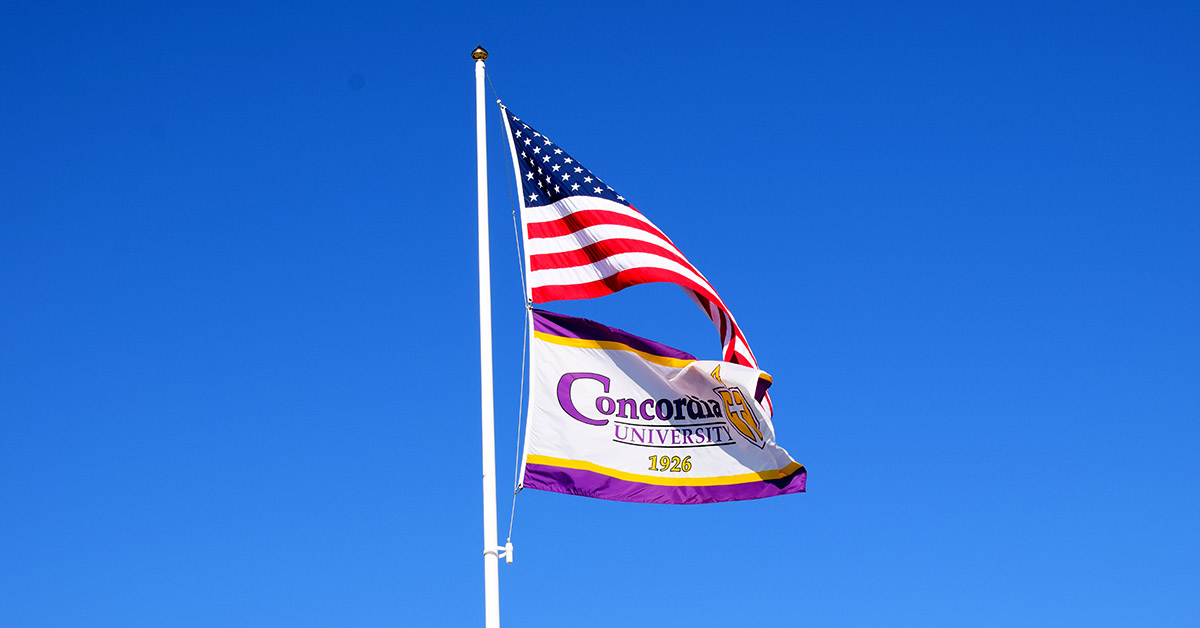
[523, 196, 661, 231]
[529, 251, 719, 298]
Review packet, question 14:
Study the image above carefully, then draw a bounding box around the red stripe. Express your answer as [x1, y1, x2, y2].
[695, 292, 737, 356]
[698, 293, 730, 346]
[693, 291, 755, 367]
[529, 238, 696, 273]
[527, 209, 673, 244]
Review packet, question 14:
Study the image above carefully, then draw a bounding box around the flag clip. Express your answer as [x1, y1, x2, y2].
[484, 543, 514, 565]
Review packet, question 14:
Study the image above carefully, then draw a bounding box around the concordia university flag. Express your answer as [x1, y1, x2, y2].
[521, 310, 805, 504]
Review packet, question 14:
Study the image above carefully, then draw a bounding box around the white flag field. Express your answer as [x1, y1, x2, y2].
[520, 310, 805, 504]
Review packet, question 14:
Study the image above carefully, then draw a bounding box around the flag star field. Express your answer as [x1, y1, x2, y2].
[507, 111, 628, 207]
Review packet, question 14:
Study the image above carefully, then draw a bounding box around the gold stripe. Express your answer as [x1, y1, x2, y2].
[534, 331, 696, 368]
[527, 454, 803, 487]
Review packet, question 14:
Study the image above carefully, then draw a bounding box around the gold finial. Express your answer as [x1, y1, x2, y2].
[471, 46, 488, 60]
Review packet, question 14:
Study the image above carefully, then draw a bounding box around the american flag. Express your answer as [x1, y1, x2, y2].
[502, 107, 761, 370]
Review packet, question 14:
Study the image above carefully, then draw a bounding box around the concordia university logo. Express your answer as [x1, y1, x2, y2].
[555, 368, 768, 450]
[711, 385, 764, 448]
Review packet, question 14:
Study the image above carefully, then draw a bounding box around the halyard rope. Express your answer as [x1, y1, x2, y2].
[488, 69, 527, 545]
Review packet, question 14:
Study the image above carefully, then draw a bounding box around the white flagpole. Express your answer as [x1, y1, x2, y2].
[472, 45, 501, 628]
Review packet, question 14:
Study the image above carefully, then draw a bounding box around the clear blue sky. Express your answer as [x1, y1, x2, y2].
[3, 1, 1198, 626]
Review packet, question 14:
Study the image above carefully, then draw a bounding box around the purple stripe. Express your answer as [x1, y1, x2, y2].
[522, 463, 806, 505]
[754, 375, 772, 402]
[532, 309, 697, 361]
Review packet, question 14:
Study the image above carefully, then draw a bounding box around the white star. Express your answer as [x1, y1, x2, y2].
[543, 138, 552, 145]
[515, 130, 522, 137]
[554, 149, 562, 154]
[562, 173, 570, 180]
[554, 185, 560, 192]
[525, 172, 534, 180]
[528, 192, 538, 201]
[537, 179, 545, 189]
[583, 176, 593, 183]
[542, 155, 551, 162]
[574, 167, 583, 173]
[617, 195, 625, 201]
[552, 164, 560, 171]
[607, 186, 613, 190]
[522, 123, 529, 128]
[564, 158, 573, 164]
[524, 138, 531, 145]
[532, 146, 541, 154]
[594, 186, 603, 193]
[533, 132, 541, 138]
[571, 183, 581, 191]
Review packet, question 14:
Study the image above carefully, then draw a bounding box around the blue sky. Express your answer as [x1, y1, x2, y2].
[2, 1, 1197, 626]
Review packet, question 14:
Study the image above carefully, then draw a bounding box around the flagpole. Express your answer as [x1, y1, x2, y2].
[472, 45, 501, 628]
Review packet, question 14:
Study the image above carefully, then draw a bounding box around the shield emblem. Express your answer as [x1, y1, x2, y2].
[714, 386, 766, 449]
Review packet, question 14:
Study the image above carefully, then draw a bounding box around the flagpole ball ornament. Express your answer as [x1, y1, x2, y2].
[472, 46, 488, 60]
